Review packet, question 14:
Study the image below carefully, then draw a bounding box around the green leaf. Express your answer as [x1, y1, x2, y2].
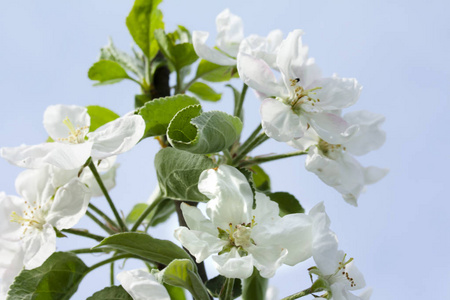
[242, 268, 268, 300]
[88, 60, 131, 85]
[138, 95, 200, 138]
[94, 232, 191, 265]
[126, 0, 164, 60]
[188, 82, 222, 102]
[135, 94, 152, 109]
[100, 38, 145, 79]
[125, 200, 175, 227]
[7, 252, 88, 300]
[167, 105, 243, 154]
[161, 259, 210, 300]
[205, 275, 242, 299]
[86, 105, 120, 132]
[164, 284, 186, 300]
[196, 59, 236, 82]
[154, 29, 198, 71]
[87, 286, 132, 300]
[155, 147, 216, 201]
[267, 192, 305, 216]
[249, 165, 271, 193]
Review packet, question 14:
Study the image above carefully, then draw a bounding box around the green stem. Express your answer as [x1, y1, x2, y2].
[232, 133, 269, 165]
[88, 203, 119, 231]
[88, 160, 128, 232]
[234, 83, 248, 120]
[110, 261, 115, 286]
[239, 151, 308, 167]
[281, 288, 313, 300]
[86, 210, 115, 235]
[219, 278, 235, 300]
[62, 229, 105, 242]
[69, 248, 111, 254]
[86, 254, 134, 274]
[128, 76, 146, 90]
[175, 70, 182, 94]
[131, 194, 164, 231]
[238, 123, 262, 154]
[223, 149, 232, 165]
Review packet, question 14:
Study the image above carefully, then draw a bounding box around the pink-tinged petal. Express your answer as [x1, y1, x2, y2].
[343, 110, 386, 156]
[46, 179, 91, 230]
[212, 247, 254, 279]
[0, 193, 23, 241]
[261, 98, 304, 142]
[88, 115, 145, 160]
[22, 223, 56, 269]
[252, 213, 312, 266]
[0, 142, 92, 170]
[200, 165, 253, 228]
[310, 76, 362, 110]
[174, 227, 227, 263]
[252, 192, 280, 225]
[215, 9, 243, 57]
[193, 31, 236, 66]
[43, 105, 90, 141]
[180, 203, 217, 236]
[305, 112, 359, 144]
[117, 269, 170, 300]
[246, 244, 287, 278]
[364, 166, 389, 185]
[237, 53, 287, 97]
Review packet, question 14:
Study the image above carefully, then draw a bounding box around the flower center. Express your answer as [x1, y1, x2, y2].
[332, 255, 357, 288]
[289, 78, 322, 112]
[10, 200, 46, 237]
[217, 216, 257, 254]
[317, 139, 346, 160]
[58, 117, 89, 144]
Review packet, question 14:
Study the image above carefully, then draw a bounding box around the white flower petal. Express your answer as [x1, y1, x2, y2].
[22, 223, 56, 269]
[201, 165, 253, 228]
[330, 282, 362, 300]
[364, 166, 389, 185]
[252, 192, 280, 225]
[212, 247, 254, 279]
[239, 30, 283, 69]
[43, 105, 90, 141]
[193, 31, 237, 66]
[246, 244, 287, 278]
[310, 76, 361, 110]
[343, 110, 386, 156]
[117, 269, 170, 300]
[345, 261, 366, 290]
[45, 179, 91, 230]
[88, 115, 145, 160]
[81, 162, 118, 197]
[0, 240, 24, 298]
[305, 112, 359, 144]
[359, 288, 373, 300]
[174, 227, 227, 263]
[1, 142, 93, 170]
[287, 128, 319, 151]
[261, 98, 305, 142]
[180, 203, 217, 236]
[15, 167, 54, 207]
[237, 53, 287, 97]
[215, 9, 243, 57]
[0, 193, 26, 241]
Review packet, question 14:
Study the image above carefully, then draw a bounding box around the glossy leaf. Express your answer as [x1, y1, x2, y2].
[188, 82, 222, 102]
[138, 95, 200, 137]
[196, 59, 236, 82]
[87, 105, 120, 132]
[167, 105, 242, 154]
[249, 165, 271, 193]
[87, 286, 132, 300]
[88, 60, 131, 85]
[154, 29, 198, 71]
[94, 233, 191, 265]
[7, 252, 88, 300]
[155, 147, 216, 201]
[267, 192, 305, 216]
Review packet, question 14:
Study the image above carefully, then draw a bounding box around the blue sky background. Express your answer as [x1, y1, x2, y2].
[0, 0, 449, 299]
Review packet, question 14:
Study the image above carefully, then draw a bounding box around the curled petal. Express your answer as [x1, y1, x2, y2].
[22, 223, 56, 269]
[46, 179, 91, 230]
[117, 269, 170, 300]
[215, 9, 243, 57]
[0, 142, 93, 170]
[246, 244, 287, 278]
[261, 98, 304, 142]
[88, 115, 145, 160]
[200, 165, 253, 228]
[212, 247, 254, 279]
[237, 53, 287, 97]
[239, 30, 283, 69]
[287, 128, 320, 151]
[193, 31, 236, 66]
[174, 227, 227, 263]
[43, 105, 90, 141]
[305, 112, 359, 144]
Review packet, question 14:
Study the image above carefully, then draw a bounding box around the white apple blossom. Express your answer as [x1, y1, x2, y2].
[239, 30, 284, 70]
[174, 165, 313, 279]
[117, 269, 170, 300]
[0, 238, 24, 299]
[0, 166, 91, 269]
[0, 104, 145, 170]
[237, 29, 361, 144]
[289, 110, 388, 205]
[309, 203, 371, 300]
